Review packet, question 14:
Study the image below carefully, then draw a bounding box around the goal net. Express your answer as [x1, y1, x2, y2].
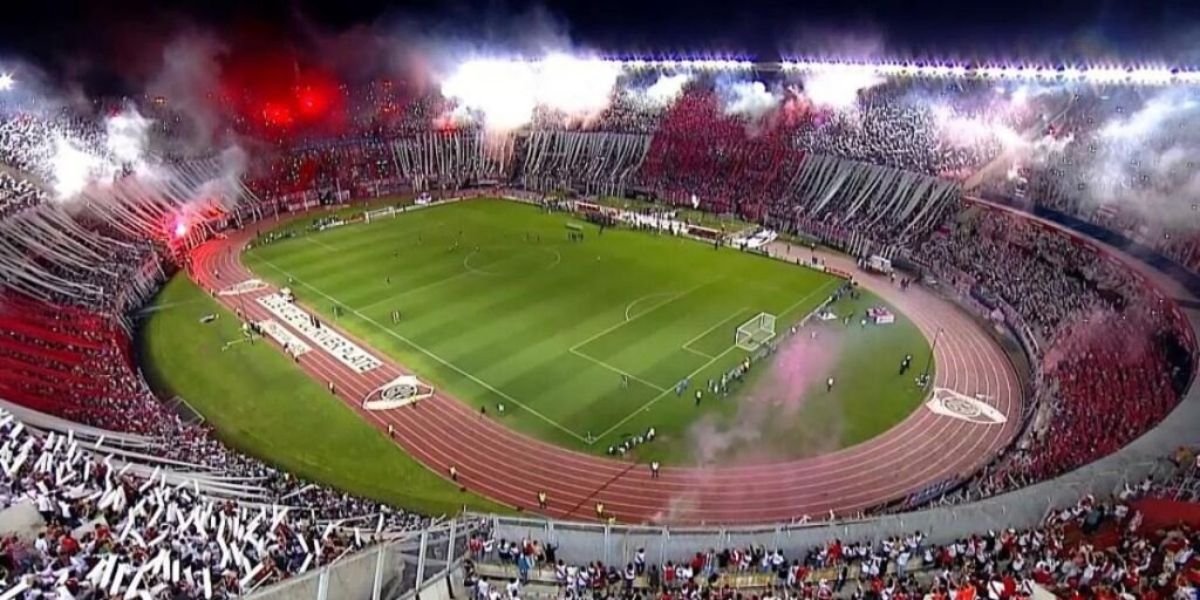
[364, 206, 398, 223]
[735, 312, 777, 352]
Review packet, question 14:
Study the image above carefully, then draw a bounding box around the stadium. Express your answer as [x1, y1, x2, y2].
[1, 4, 1200, 599]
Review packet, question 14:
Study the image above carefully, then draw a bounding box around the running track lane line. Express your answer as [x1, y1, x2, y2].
[208, 242, 1012, 520]
[187, 213, 1022, 524]
[201, 231, 1017, 523]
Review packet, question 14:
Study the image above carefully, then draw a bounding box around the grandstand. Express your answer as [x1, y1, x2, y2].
[0, 47, 1197, 600]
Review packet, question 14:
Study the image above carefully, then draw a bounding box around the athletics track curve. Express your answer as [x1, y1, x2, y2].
[186, 213, 1023, 525]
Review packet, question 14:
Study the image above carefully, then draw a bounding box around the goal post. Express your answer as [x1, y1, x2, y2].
[735, 312, 777, 352]
[364, 206, 398, 223]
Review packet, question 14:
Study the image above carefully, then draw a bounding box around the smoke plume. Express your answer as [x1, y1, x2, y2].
[719, 80, 781, 119]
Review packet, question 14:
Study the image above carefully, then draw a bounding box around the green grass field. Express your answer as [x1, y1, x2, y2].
[237, 199, 931, 463]
[139, 275, 511, 516]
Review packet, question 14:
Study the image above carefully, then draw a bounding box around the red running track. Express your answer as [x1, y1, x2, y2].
[187, 221, 1022, 525]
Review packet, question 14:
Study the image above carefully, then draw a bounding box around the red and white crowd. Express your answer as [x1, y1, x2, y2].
[914, 206, 1193, 502]
[1, 72, 1199, 599]
[469, 459, 1200, 600]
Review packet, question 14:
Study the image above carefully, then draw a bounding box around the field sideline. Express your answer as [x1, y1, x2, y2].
[138, 275, 511, 516]
[139, 195, 952, 517]
[231, 195, 926, 458]
[243, 199, 847, 454]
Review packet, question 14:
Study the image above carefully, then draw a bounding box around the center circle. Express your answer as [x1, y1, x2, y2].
[462, 245, 561, 276]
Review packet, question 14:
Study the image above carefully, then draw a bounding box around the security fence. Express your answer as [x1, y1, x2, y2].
[242, 197, 1200, 599]
[474, 448, 1179, 569]
[249, 518, 479, 600]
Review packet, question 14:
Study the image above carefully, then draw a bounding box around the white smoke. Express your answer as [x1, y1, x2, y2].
[633, 73, 693, 108]
[932, 104, 1024, 150]
[49, 136, 109, 199]
[1078, 88, 1200, 225]
[801, 68, 884, 109]
[440, 58, 537, 130]
[145, 32, 229, 147]
[438, 52, 622, 130]
[104, 108, 153, 172]
[47, 107, 158, 200]
[720, 80, 780, 119]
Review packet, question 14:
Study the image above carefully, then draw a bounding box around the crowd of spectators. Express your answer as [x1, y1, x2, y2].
[0, 112, 108, 183]
[0, 171, 46, 219]
[634, 90, 802, 220]
[0, 406, 412, 598]
[4, 73, 1200, 598]
[794, 79, 1043, 180]
[1149, 449, 1200, 504]
[914, 205, 1193, 502]
[915, 207, 1116, 342]
[0, 288, 426, 524]
[246, 142, 400, 201]
[469, 462, 1200, 600]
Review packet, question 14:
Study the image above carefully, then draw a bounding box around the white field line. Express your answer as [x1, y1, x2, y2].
[254, 257, 591, 443]
[593, 279, 842, 441]
[780, 278, 842, 319]
[623, 291, 676, 321]
[356, 244, 557, 313]
[681, 306, 747, 353]
[355, 269, 476, 313]
[569, 284, 704, 353]
[568, 348, 667, 392]
[303, 237, 339, 252]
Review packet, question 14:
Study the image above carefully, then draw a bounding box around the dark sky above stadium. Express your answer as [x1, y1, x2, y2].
[2, 0, 1199, 94]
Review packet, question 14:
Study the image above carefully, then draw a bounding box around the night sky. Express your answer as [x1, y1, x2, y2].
[2, 0, 1199, 94]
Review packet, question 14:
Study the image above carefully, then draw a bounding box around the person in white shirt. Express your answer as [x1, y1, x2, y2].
[896, 549, 911, 578]
[987, 576, 1005, 600]
[506, 578, 520, 600]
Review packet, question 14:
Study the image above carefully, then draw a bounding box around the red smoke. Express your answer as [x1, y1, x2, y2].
[217, 48, 346, 135]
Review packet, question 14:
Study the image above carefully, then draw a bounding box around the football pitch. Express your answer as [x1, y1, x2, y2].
[241, 198, 928, 462]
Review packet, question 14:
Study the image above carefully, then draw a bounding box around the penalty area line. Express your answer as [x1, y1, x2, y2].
[681, 306, 747, 354]
[570, 284, 704, 354]
[681, 346, 715, 359]
[568, 348, 667, 392]
[592, 279, 842, 442]
[253, 257, 593, 445]
[303, 237, 340, 252]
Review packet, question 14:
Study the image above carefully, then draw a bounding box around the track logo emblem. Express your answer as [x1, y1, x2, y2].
[381, 382, 420, 402]
[362, 376, 435, 411]
[219, 279, 269, 296]
[925, 388, 1007, 425]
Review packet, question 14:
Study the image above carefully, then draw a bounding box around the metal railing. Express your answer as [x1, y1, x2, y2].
[248, 519, 481, 600]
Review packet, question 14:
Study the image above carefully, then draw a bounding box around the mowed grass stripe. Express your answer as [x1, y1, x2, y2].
[253, 215, 446, 268]
[252, 255, 592, 443]
[400, 249, 674, 425]
[245, 199, 844, 451]
[139, 275, 510, 516]
[591, 277, 844, 442]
